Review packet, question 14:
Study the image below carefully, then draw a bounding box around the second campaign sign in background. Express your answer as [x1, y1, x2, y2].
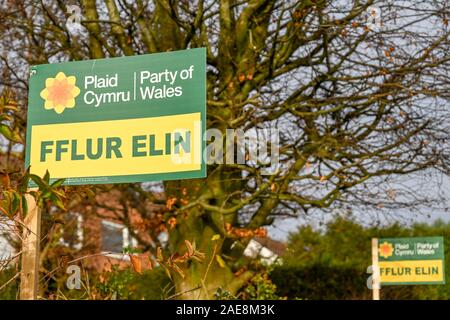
[378, 236, 445, 285]
[26, 48, 206, 186]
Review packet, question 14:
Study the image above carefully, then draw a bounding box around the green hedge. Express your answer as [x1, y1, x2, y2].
[271, 264, 368, 299]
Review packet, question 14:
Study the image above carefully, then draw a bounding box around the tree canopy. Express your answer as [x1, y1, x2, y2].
[1, 0, 449, 298]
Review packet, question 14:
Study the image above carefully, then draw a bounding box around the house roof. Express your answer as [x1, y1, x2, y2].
[253, 236, 287, 256]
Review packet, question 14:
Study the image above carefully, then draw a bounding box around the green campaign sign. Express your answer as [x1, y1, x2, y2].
[377, 236, 445, 285]
[25, 48, 206, 186]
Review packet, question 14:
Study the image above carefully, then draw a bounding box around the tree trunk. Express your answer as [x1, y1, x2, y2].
[165, 173, 251, 299]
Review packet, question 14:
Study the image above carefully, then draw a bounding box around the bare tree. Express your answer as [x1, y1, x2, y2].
[1, 0, 449, 298]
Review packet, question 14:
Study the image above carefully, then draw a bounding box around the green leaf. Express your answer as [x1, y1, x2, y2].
[29, 174, 48, 190]
[50, 193, 66, 210]
[11, 192, 21, 215]
[2, 190, 12, 208]
[51, 178, 65, 188]
[41, 190, 52, 199]
[0, 124, 22, 143]
[43, 170, 50, 184]
[18, 175, 30, 193]
[21, 195, 28, 217]
[0, 125, 12, 140]
[18, 167, 31, 193]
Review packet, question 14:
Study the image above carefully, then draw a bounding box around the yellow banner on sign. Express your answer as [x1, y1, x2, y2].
[29, 112, 202, 179]
[379, 259, 444, 283]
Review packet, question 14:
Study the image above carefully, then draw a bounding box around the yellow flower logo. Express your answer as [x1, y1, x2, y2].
[40, 72, 80, 114]
[378, 242, 394, 259]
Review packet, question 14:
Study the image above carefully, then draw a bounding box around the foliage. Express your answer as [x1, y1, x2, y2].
[91, 266, 171, 300]
[156, 240, 206, 280]
[213, 287, 237, 300]
[272, 217, 450, 299]
[271, 263, 368, 300]
[96, 266, 138, 299]
[242, 271, 282, 300]
[0, 90, 22, 144]
[0, 169, 66, 220]
[213, 269, 282, 300]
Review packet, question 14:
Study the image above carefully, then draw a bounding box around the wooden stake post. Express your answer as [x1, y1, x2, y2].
[19, 191, 41, 300]
[371, 238, 380, 300]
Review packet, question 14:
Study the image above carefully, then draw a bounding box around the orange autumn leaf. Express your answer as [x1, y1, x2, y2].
[226, 224, 267, 239]
[168, 216, 177, 229]
[0, 173, 10, 187]
[129, 254, 142, 274]
[254, 228, 267, 238]
[166, 197, 177, 210]
[234, 267, 247, 277]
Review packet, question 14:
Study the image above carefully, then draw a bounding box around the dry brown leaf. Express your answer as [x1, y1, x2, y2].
[157, 246, 164, 261]
[129, 254, 142, 274]
[185, 240, 194, 256]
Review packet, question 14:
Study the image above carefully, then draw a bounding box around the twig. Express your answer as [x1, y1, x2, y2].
[198, 242, 219, 299]
[166, 285, 201, 300]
